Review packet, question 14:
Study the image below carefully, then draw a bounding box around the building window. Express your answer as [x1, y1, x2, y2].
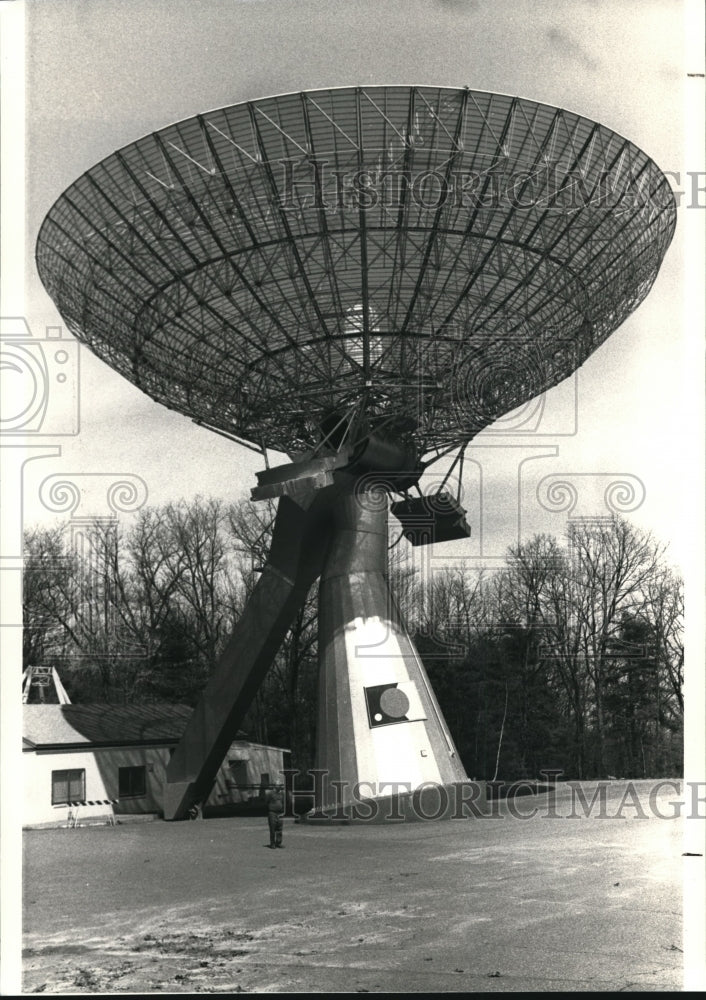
[52, 769, 85, 805]
[228, 759, 249, 786]
[118, 765, 146, 798]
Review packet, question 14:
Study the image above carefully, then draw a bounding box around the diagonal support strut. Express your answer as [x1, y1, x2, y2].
[164, 491, 334, 820]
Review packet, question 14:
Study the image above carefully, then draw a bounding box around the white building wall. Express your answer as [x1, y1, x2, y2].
[24, 742, 287, 825]
[23, 746, 171, 827]
[206, 741, 286, 807]
[94, 746, 170, 816]
[24, 749, 110, 827]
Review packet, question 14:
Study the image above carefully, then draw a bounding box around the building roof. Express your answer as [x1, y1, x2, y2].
[23, 704, 196, 749]
[23, 704, 290, 753]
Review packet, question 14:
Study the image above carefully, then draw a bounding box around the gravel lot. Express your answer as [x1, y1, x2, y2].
[22, 781, 685, 993]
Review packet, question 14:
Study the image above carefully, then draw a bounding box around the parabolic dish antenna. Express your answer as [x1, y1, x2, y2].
[37, 85, 676, 461]
[37, 87, 676, 821]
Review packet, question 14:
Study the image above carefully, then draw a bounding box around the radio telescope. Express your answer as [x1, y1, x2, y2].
[37, 86, 676, 820]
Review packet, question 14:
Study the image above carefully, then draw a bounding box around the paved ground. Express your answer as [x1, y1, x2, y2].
[22, 781, 686, 993]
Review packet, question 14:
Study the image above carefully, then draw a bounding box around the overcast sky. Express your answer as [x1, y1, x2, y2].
[16, 0, 695, 568]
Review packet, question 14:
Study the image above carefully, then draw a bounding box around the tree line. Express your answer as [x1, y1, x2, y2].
[23, 497, 683, 780]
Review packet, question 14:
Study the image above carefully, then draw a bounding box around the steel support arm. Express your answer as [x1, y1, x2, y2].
[164, 493, 332, 820]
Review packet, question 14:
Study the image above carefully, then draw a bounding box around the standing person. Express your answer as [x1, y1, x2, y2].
[265, 783, 285, 848]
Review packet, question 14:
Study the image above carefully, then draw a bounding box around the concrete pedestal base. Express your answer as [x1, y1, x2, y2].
[314, 486, 472, 820]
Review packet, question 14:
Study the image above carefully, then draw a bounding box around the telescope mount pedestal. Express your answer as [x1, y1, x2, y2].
[164, 474, 473, 822]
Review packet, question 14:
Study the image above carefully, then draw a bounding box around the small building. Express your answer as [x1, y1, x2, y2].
[22, 704, 289, 828]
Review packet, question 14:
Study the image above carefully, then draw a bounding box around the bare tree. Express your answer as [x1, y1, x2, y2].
[644, 565, 684, 713]
[504, 518, 681, 778]
[567, 518, 666, 776]
[160, 498, 235, 675]
[23, 524, 74, 667]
